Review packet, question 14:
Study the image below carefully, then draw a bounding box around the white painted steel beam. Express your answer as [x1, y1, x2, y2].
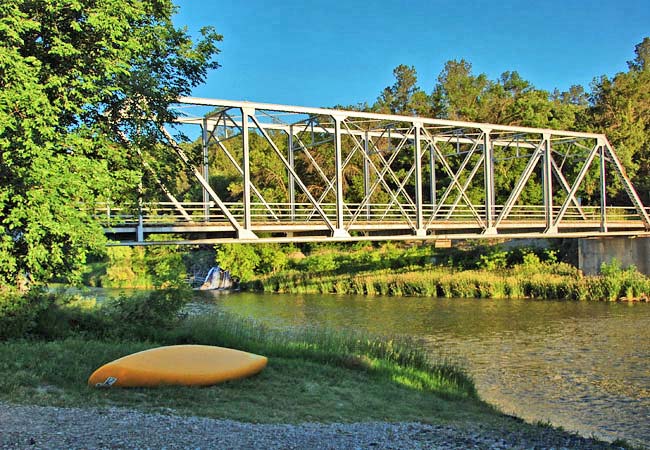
[178, 97, 603, 139]
[115, 97, 650, 244]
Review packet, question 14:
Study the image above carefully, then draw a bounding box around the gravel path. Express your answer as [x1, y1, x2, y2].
[0, 403, 624, 450]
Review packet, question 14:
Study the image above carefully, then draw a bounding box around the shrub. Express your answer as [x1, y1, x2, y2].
[477, 249, 508, 271]
[33, 294, 109, 339]
[598, 259, 650, 301]
[105, 288, 191, 339]
[102, 246, 151, 288]
[0, 288, 54, 340]
[255, 244, 289, 274]
[215, 244, 260, 281]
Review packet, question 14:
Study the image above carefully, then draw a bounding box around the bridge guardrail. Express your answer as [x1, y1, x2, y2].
[94, 201, 646, 229]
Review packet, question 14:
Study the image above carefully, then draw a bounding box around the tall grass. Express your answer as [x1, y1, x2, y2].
[0, 288, 476, 400]
[248, 248, 650, 302]
[165, 312, 475, 398]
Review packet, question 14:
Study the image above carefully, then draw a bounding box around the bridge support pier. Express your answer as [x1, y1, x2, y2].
[579, 236, 650, 275]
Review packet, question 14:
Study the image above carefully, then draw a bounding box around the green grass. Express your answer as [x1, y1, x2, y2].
[164, 313, 474, 398]
[250, 260, 650, 302]
[0, 338, 497, 425]
[0, 296, 634, 447]
[0, 309, 504, 427]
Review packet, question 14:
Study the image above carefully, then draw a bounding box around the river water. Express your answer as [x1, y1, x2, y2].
[201, 292, 650, 446]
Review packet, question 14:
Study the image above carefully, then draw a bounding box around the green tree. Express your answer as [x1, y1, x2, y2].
[0, 1, 221, 288]
[375, 65, 431, 116]
[215, 244, 260, 281]
[587, 37, 650, 202]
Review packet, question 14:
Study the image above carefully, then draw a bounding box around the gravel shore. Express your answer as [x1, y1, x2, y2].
[0, 403, 623, 449]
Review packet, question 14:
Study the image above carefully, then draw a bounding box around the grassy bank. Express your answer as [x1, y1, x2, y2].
[0, 322, 485, 425]
[0, 289, 639, 448]
[245, 244, 650, 301]
[87, 241, 650, 301]
[0, 288, 481, 424]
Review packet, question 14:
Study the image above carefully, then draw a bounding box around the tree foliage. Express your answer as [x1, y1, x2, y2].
[0, 0, 221, 288]
[586, 37, 650, 202]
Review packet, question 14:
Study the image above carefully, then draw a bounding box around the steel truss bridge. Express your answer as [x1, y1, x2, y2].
[104, 97, 650, 245]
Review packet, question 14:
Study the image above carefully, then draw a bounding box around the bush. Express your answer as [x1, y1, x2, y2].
[102, 246, 150, 288]
[255, 244, 289, 274]
[0, 287, 191, 341]
[33, 294, 109, 339]
[105, 288, 191, 339]
[477, 249, 508, 271]
[101, 238, 189, 289]
[598, 259, 650, 301]
[0, 288, 54, 340]
[215, 244, 260, 281]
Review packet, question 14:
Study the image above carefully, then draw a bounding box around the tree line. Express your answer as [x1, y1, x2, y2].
[1, 0, 649, 289]
[171, 38, 650, 221]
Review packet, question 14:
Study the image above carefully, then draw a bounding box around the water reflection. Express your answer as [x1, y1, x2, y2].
[207, 292, 650, 446]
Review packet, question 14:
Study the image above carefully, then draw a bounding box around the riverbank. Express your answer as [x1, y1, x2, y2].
[244, 243, 650, 301]
[0, 289, 637, 449]
[87, 241, 650, 302]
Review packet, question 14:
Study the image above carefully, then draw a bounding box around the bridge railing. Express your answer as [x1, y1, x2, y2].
[95, 201, 647, 229]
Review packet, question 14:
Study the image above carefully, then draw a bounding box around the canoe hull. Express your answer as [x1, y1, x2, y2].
[88, 345, 267, 388]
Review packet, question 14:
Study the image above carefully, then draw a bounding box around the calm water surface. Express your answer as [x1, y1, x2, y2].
[203, 292, 650, 446]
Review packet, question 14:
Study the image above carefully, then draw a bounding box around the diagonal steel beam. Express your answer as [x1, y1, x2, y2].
[248, 115, 336, 232]
[345, 131, 416, 229]
[552, 143, 600, 229]
[603, 137, 650, 230]
[206, 125, 281, 222]
[424, 133, 480, 219]
[444, 154, 485, 221]
[303, 121, 361, 222]
[159, 125, 250, 236]
[423, 138, 485, 228]
[494, 139, 545, 228]
[291, 133, 354, 220]
[550, 156, 587, 221]
[116, 129, 193, 223]
[364, 128, 418, 212]
[421, 128, 484, 228]
[367, 128, 417, 208]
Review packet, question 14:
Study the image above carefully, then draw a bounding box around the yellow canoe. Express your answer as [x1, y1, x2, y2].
[88, 345, 267, 388]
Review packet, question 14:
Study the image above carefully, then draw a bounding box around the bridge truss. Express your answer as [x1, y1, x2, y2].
[104, 97, 650, 244]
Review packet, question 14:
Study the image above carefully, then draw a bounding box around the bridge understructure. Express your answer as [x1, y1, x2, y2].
[104, 97, 650, 245]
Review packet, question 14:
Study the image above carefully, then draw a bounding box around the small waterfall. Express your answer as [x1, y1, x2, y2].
[199, 266, 237, 291]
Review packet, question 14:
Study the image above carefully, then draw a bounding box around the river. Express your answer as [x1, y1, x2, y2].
[199, 292, 650, 446]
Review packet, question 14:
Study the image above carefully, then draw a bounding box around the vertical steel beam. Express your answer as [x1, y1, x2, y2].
[542, 134, 557, 233]
[332, 115, 350, 237]
[288, 125, 296, 221]
[201, 118, 211, 222]
[429, 142, 436, 209]
[363, 132, 370, 221]
[483, 130, 496, 234]
[241, 108, 253, 232]
[137, 182, 144, 242]
[414, 122, 426, 236]
[599, 141, 608, 232]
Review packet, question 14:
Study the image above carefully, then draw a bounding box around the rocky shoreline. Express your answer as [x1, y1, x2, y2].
[0, 403, 625, 449]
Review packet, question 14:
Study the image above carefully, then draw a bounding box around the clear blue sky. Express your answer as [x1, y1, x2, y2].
[173, 0, 650, 108]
